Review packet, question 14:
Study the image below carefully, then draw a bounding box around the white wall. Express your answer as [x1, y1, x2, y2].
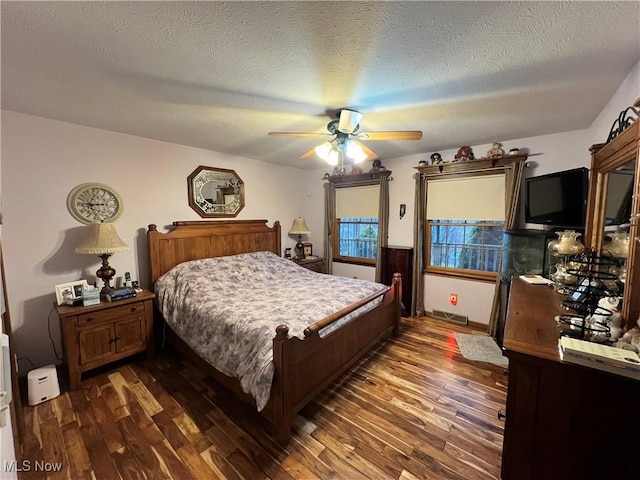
[311, 59, 640, 325]
[0, 111, 311, 370]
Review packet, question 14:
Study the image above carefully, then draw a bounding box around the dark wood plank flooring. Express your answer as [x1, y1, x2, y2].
[18, 317, 508, 479]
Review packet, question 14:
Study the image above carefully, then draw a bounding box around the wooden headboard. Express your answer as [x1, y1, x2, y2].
[147, 220, 281, 283]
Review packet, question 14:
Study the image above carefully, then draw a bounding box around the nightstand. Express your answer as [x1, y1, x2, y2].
[293, 257, 325, 273]
[55, 290, 155, 390]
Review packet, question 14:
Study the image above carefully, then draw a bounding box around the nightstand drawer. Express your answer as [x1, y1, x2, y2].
[77, 301, 145, 327]
[293, 257, 324, 273]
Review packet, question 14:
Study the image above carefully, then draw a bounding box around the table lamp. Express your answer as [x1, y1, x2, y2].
[288, 217, 310, 259]
[75, 222, 129, 293]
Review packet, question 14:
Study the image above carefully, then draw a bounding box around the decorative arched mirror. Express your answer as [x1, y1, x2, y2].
[187, 166, 245, 218]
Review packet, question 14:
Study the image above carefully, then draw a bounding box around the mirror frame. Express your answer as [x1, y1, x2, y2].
[585, 117, 639, 329]
[187, 165, 245, 218]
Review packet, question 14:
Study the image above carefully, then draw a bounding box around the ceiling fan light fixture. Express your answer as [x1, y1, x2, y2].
[325, 149, 340, 166]
[315, 141, 340, 165]
[352, 150, 368, 164]
[315, 141, 333, 159]
[338, 109, 363, 133]
[345, 140, 367, 163]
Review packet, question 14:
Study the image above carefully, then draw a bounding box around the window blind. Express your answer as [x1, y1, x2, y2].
[336, 185, 380, 218]
[426, 174, 506, 221]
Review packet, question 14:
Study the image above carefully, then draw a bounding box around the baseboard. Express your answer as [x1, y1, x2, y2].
[467, 320, 490, 332]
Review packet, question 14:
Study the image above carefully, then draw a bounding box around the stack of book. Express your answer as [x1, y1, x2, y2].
[106, 287, 137, 302]
[558, 336, 640, 381]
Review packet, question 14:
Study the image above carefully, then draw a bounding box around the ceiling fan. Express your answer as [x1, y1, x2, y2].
[268, 109, 423, 165]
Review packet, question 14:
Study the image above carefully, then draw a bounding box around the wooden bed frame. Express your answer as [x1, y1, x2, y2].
[147, 219, 401, 443]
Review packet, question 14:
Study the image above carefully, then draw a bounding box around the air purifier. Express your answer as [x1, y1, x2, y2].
[27, 364, 60, 406]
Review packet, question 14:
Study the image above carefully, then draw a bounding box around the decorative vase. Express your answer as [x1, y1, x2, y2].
[604, 232, 629, 259]
[547, 230, 584, 257]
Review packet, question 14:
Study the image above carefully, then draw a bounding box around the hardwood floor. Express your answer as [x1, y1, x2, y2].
[18, 317, 508, 480]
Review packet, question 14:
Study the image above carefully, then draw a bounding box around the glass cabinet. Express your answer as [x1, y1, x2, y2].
[501, 229, 561, 280]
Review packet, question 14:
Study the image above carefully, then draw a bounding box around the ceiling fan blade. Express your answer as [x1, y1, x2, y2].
[355, 141, 378, 160]
[268, 132, 331, 138]
[299, 147, 317, 159]
[356, 130, 423, 141]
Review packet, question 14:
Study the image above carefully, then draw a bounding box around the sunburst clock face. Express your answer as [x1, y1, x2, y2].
[66, 183, 124, 224]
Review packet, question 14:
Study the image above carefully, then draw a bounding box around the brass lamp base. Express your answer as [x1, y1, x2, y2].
[294, 235, 305, 259]
[96, 253, 116, 293]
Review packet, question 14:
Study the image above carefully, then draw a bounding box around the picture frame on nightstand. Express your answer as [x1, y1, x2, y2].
[303, 242, 313, 257]
[54, 280, 90, 305]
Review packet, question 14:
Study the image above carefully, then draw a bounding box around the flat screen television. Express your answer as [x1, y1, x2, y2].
[525, 167, 589, 228]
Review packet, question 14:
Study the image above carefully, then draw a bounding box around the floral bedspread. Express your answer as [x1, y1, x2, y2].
[154, 251, 388, 410]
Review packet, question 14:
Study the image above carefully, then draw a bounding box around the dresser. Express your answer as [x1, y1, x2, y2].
[293, 256, 324, 273]
[380, 246, 413, 317]
[55, 290, 155, 390]
[502, 278, 640, 479]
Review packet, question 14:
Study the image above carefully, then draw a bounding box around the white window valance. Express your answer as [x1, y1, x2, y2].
[336, 185, 380, 218]
[426, 174, 506, 221]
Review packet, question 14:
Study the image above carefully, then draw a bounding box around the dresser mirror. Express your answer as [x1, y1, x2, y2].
[603, 164, 635, 230]
[187, 166, 245, 218]
[586, 116, 639, 329]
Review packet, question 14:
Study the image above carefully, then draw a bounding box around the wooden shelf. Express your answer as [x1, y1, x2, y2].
[325, 170, 392, 184]
[415, 154, 528, 176]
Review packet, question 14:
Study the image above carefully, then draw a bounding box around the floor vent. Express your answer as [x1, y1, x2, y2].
[430, 310, 469, 325]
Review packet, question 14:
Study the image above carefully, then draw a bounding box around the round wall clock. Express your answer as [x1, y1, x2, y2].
[66, 183, 124, 224]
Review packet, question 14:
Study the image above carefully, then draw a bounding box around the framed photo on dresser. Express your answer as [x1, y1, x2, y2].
[303, 242, 313, 257]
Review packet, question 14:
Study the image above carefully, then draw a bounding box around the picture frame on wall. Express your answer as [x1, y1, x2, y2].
[55, 280, 90, 305]
[303, 242, 313, 257]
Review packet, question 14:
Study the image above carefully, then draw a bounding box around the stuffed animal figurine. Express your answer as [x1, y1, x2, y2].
[616, 327, 640, 352]
[613, 315, 640, 351]
[591, 296, 624, 341]
[487, 142, 505, 158]
[454, 146, 474, 162]
[608, 310, 625, 341]
[369, 159, 385, 172]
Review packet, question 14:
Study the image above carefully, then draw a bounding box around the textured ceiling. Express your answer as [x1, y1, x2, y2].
[2, 1, 639, 169]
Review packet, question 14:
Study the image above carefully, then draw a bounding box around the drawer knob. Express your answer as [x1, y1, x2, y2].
[130, 306, 138, 312]
[110, 336, 121, 343]
[86, 316, 94, 322]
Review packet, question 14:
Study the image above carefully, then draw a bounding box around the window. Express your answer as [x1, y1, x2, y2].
[336, 217, 378, 260]
[428, 220, 504, 277]
[425, 174, 505, 280]
[334, 184, 380, 265]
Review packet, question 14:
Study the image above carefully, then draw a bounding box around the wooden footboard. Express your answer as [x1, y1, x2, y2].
[269, 273, 401, 443]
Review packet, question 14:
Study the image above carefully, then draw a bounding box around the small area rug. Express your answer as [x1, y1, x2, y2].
[454, 333, 508, 367]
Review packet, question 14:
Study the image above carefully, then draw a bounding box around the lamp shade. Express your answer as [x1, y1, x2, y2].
[288, 217, 311, 235]
[75, 222, 129, 254]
